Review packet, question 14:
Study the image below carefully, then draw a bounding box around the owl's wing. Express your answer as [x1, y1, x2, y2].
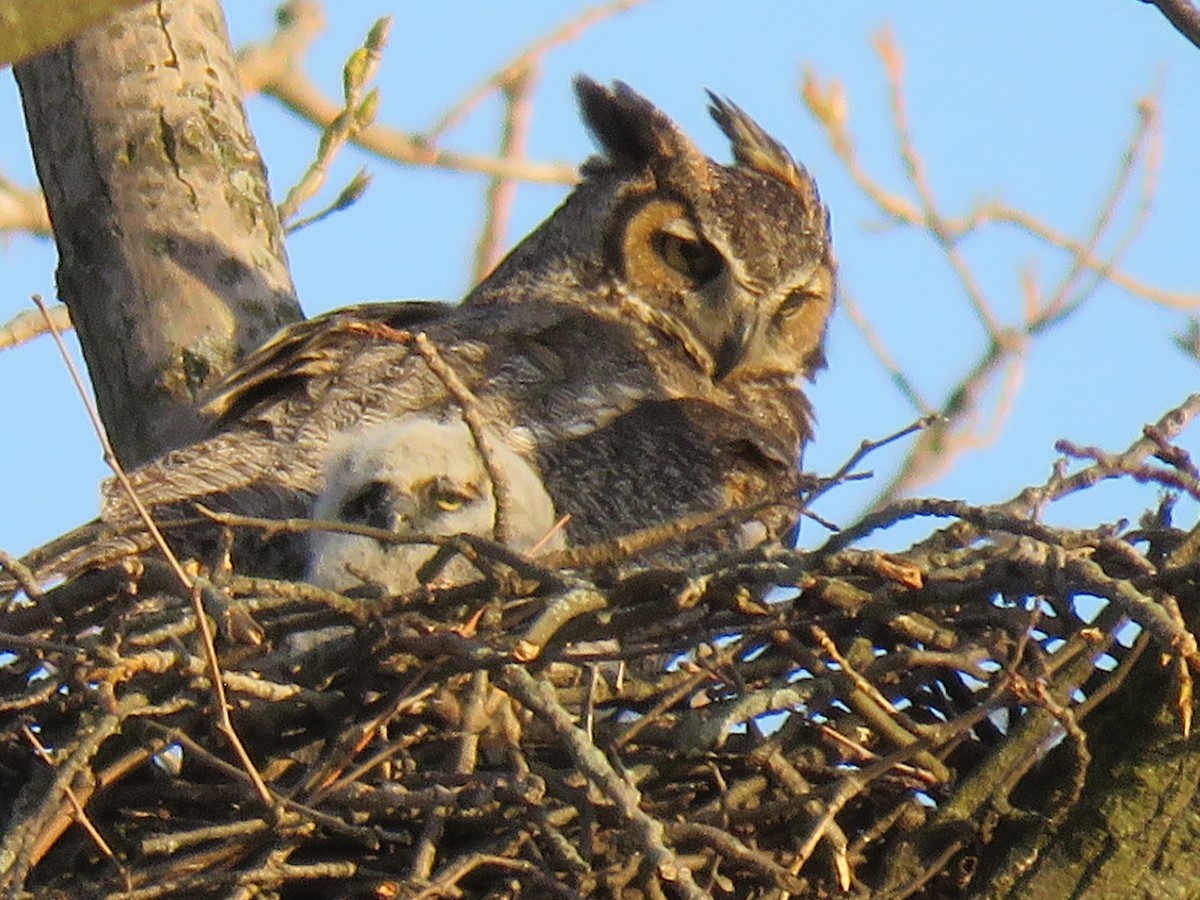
[674, 394, 810, 549]
[202, 301, 455, 425]
[101, 301, 458, 528]
[538, 395, 804, 566]
[101, 302, 666, 535]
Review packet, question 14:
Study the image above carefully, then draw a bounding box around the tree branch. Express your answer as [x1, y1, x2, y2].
[1143, 0, 1200, 50]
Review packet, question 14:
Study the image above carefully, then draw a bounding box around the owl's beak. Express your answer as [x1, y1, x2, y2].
[711, 313, 754, 380]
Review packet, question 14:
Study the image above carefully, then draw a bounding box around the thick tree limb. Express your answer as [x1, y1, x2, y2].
[14, 0, 302, 465]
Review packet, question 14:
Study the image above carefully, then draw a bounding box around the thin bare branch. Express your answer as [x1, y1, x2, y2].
[875, 28, 1002, 339]
[472, 64, 538, 282]
[237, 1, 576, 184]
[424, 0, 650, 143]
[1143, 0, 1200, 50]
[0, 304, 72, 351]
[838, 288, 931, 415]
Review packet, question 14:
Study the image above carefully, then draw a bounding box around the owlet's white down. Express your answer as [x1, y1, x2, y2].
[307, 417, 562, 594]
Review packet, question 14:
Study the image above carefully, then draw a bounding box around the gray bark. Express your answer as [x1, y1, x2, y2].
[14, 0, 302, 466]
[980, 651, 1200, 899]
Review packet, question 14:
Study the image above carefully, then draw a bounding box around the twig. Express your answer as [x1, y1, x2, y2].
[1031, 88, 1163, 332]
[668, 822, 807, 894]
[141, 723, 385, 847]
[500, 665, 707, 898]
[30, 296, 192, 591]
[804, 415, 937, 513]
[285, 168, 372, 234]
[410, 332, 518, 547]
[1059, 553, 1200, 673]
[472, 64, 538, 282]
[1, 699, 129, 892]
[839, 288, 931, 414]
[237, 2, 576, 184]
[30, 295, 272, 808]
[424, 0, 650, 142]
[22, 725, 129, 890]
[805, 39, 1186, 508]
[0, 304, 72, 352]
[983, 201, 1199, 310]
[278, 17, 390, 226]
[304, 682, 440, 803]
[0, 549, 44, 599]
[1055, 436, 1200, 502]
[802, 62, 1193, 312]
[410, 670, 492, 879]
[1029, 393, 1200, 509]
[195, 505, 558, 586]
[514, 582, 610, 661]
[875, 28, 1001, 339]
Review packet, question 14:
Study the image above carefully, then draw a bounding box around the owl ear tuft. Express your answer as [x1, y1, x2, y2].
[575, 77, 704, 180]
[706, 91, 819, 204]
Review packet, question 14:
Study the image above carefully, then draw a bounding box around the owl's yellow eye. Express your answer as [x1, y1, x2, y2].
[776, 287, 815, 319]
[653, 232, 723, 284]
[433, 483, 477, 512]
[775, 268, 835, 325]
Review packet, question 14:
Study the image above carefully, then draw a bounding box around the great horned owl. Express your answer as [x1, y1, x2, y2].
[308, 416, 562, 594]
[463, 81, 834, 557]
[27, 77, 833, 581]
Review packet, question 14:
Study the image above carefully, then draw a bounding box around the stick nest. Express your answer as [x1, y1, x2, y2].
[2, 409, 1199, 899]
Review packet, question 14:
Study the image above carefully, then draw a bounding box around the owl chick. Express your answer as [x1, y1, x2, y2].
[308, 417, 562, 594]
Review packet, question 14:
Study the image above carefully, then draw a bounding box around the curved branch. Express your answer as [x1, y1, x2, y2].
[1143, 0, 1200, 50]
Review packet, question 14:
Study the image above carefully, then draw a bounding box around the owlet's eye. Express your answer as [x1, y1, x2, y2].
[433, 483, 477, 512]
[653, 232, 723, 284]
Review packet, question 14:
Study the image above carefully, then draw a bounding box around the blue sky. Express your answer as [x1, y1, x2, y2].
[1, 2, 1197, 555]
